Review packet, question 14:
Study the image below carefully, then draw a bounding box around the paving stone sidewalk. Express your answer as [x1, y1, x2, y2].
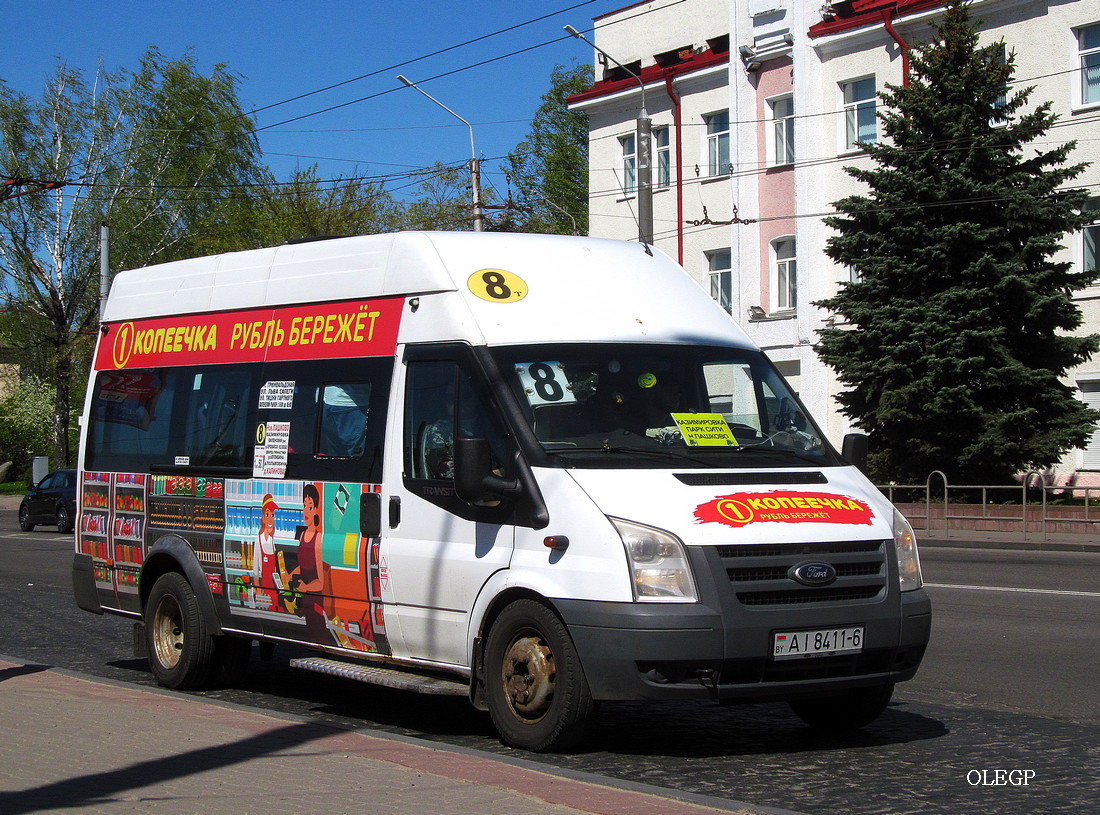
[0, 659, 782, 815]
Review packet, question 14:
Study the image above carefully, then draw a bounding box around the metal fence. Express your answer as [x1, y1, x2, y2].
[877, 470, 1100, 540]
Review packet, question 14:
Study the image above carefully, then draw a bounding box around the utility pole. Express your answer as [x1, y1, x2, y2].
[565, 25, 652, 245]
[99, 223, 110, 321]
[397, 75, 484, 232]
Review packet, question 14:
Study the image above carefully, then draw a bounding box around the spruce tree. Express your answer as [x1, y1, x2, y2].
[814, 0, 1099, 485]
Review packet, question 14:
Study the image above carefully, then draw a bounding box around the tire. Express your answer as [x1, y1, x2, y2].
[788, 683, 895, 730]
[18, 505, 34, 532]
[144, 572, 218, 690]
[485, 599, 597, 752]
[56, 505, 73, 535]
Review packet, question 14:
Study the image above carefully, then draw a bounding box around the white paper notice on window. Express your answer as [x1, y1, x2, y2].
[258, 381, 295, 410]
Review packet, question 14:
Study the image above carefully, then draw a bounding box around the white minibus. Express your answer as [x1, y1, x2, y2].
[74, 232, 930, 751]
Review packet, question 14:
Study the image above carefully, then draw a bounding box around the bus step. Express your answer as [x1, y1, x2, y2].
[289, 656, 468, 696]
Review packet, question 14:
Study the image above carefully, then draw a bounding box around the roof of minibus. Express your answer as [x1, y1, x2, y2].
[103, 231, 753, 349]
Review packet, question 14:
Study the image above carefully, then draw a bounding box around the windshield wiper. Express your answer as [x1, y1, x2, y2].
[731, 444, 825, 466]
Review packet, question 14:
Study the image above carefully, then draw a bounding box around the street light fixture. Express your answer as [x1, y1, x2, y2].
[565, 24, 653, 245]
[397, 74, 484, 232]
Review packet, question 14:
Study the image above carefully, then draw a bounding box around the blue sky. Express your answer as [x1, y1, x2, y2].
[4, 0, 626, 201]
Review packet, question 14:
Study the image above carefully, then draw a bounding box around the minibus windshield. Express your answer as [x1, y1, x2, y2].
[491, 343, 840, 469]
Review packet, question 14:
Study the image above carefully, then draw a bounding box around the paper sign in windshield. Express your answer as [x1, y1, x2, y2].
[695, 491, 874, 528]
[672, 413, 737, 446]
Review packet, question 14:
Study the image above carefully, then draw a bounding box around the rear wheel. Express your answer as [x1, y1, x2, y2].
[485, 599, 597, 752]
[145, 572, 217, 690]
[56, 505, 73, 534]
[788, 683, 895, 730]
[18, 505, 34, 532]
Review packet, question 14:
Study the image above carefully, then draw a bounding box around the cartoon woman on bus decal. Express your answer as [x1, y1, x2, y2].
[281, 483, 332, 643]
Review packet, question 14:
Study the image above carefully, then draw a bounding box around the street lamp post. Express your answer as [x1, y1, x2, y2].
[565, 24, 652, 245]
[397, 75, 484, 232]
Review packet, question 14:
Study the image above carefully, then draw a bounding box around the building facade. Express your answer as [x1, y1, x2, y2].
[570, 0, 1100, 485]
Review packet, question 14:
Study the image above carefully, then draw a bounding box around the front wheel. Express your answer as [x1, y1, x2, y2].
[18, 505, 34, 532]
[145, 572, 218, 690]
[56, 505, 73, 534]
[484, 599, 597, 752]
[788, 683, 895, 730]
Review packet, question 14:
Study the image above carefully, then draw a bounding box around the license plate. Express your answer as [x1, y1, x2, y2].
[772, 626, 864, 660]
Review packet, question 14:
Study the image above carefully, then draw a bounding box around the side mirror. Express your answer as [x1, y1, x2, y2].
[454, 437, 517, 504]
[842, 433, 869, 471]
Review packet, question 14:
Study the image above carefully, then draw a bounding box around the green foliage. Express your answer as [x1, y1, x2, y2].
[814, 1, 1099, 485]
[504, 63, 592, 235]
[0, 376, 56, 478]
[0, 48, 268, 466]
[401, 163, 480, 232]
[256, 166, 402, 244]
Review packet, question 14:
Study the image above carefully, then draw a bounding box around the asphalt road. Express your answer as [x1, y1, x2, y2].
[2, 516, 1099, 815]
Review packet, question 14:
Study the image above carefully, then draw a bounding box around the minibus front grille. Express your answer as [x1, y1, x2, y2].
[717, 539, 889, 608]
[735, 585, 884, 606]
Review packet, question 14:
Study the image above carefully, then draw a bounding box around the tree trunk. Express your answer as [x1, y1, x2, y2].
[53, 341, 72, 469]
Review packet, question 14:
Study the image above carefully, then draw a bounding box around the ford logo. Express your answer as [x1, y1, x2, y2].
[791, 562, 837, 587]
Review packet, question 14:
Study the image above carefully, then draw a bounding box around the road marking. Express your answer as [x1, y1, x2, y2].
[926, 582, 1100, 599]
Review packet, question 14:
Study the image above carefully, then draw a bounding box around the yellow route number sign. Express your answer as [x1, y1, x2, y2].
[467, 269, 527, 303]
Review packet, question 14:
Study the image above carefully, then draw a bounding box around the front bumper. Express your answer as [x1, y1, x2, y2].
[555, 540, 931, 702]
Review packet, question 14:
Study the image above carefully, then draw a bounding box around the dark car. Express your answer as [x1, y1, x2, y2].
[19, 469, 78, 534]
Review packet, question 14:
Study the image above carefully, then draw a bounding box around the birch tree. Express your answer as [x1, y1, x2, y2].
[0, 48, 268, 466]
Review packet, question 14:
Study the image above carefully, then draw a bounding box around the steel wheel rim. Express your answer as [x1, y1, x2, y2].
[151, 594, 185, 670]
[500, 629, 556, 722]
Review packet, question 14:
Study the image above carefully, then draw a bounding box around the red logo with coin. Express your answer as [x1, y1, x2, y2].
[695, 491, 874, 528]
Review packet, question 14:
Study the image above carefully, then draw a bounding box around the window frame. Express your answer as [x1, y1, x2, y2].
[706, 249, 733, 314]
[1083, 197, 1100, 280]
[768, 94, 795, 166]
[619, 133, 637, 196]
[1078, 23, 1100, 109]
[654, 126, 671, 188]
[704, 110, 731, 178]
[840, 76, 877, 152]
[771, 237, 797, 313]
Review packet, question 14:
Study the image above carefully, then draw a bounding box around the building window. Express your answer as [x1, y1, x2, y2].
[620, 133, 636, 195]
[707, 250, 732, 313]
[655, 127, 671, 188]
[989, 45, 1008, 122]
[1080, 24, 1100, 106]
[1085, 198, 1100, 276]
[772, 237, 797, 311]
[841, 77, 876, 150]
[1079, 380, 1100, 469]
[769, 95, 795, 166]
[705, 111, 730, 177]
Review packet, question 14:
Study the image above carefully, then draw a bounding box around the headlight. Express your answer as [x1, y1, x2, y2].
[610, 517, 698, 603]
[893, 508, 923, 591]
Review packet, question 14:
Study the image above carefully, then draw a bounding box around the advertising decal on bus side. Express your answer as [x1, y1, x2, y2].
[95, 298, 404, 370]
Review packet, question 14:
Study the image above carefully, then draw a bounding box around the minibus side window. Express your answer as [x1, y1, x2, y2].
[267, 358, 390, 483]
[404, 360, 512, 496]
[319, 383, 372, 457]
[87, 369, 176, 470]
[182, 369, 255, 466]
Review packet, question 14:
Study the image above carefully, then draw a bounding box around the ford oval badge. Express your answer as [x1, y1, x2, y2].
[791, 562, 837, 587]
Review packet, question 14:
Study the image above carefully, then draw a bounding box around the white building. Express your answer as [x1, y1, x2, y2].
[569, 0, 1100, 485]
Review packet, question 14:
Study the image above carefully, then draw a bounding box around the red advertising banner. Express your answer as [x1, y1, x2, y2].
[694, 491, 875, 528]
[95, 298, 403, 370]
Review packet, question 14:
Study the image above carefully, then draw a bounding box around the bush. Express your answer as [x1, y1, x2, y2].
[0, 377, 56, 479]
